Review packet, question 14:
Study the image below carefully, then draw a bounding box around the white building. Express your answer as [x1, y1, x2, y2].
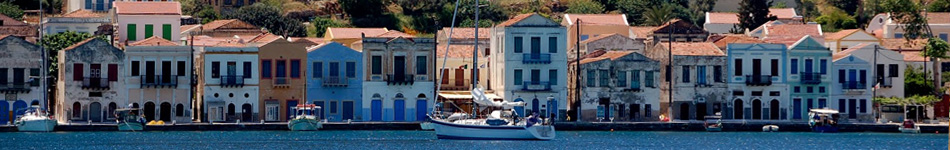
[835, 43, 906, 98]
[56, 38, 127, 123]
[726, 43, 790, 120]
[43, 10, 111, 35]
[823, 29, 881, 53]
[489, 13, 568, 119]
[830, 54, 875, 122]
[359, 36, 436, 122]
[194, 37, 260, 123]
[0, 36, 46, 125]
[113, 1, 182, 44]
[124, 37, 193, 123]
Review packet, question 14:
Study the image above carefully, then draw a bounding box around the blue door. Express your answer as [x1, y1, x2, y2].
[547, 99, 557, 119]
[286, 100, 298, 121]
[793, 99, 802, 119]
[394, 100, 405, 121]
[416, 100, 427, 121]
[514, 98, 525, 116]
[342, 101, 354, 120]
[0, 101, 7, 124]
[531, 99, 540, 115]
[371, 100, 382, 121]
[313, 101, 325, 120]
[13, 100, 27, 118]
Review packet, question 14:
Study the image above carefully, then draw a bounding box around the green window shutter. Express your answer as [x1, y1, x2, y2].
[144, 24, 154, 39]
[127, 24, 136, 41]
[162, 24, 172, 40]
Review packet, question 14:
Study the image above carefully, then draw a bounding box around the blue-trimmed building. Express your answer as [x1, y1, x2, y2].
[726, 43, 790, 120]
[307, 42, 363, 122]
[786, 36, 833, 121]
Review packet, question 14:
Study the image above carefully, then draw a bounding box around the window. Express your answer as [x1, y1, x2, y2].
[261, 60, 271, 78]
[838, 99, 846, 112]
[819, 59, 827, 74]
[127, 24, 136, 41]
[346, 62, 356, 78]
[329, 62, 340, 77]
[131, 61, 140, 76]
[819, 99, 827, 108]
[790, 59, 798, 74]
[276, 60, 287, 77]
[514, 37, 523, 53]
[416, 56, 427, 75]
[162, 24, 172, 40]
[631, 71, 640, 88]
[514, 69, 523, 85]
[665, 65, 671, 82]
[734, 59, 743, 75]
[819, 86, 826, 93]
[807, 99, 814, 109]
[617, 71, 626, 87]
[531, 37, 541, 54]
[290, 60, 301, 78]
[549, 69, 557, 85]
[0, 68, 8, 84]
[599, 70, 609, 87]
[72, 64, 83, 81]
[371, 56, 382, 74]
[243, 62, 251, 78]
[645, 71, 655, 87]
[531, 69, 541, 84]
[697, 66, 706, 84]
[806, 86, 813, 93]
[838, 69, 845, 83]
[29, 68, 39, 86]
[313, 62, 323, 78]
[177, 61, 186, 76]
[108, 64, 117, 81]
[548, 37, 557, 53]
[888, 64, 898, 77]
[895, 33, 904, 38]
[770, 59, 778, 76]
[211, 62, 220, 78]
[876, 64, 884, 79]
[793, 86, 800, 93]
[330, 101, 338, 114]
[805, 59, 813, 73]
[682, 66, 690, 83]
[713, 66, 723, 82]
[941, 33, 948, 41]
[144, 24, 153, 38]
[580, 35, 589, 41]
[859, 99, 867, 113]
[587, 70, 596, 87]
[859, 70, 867, 84]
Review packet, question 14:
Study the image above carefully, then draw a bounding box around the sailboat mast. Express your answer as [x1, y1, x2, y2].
[471, 0, 480, 117]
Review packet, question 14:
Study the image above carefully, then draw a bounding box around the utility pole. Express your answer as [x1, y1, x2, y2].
[667, 21, 674, 121]
[574, 19, 580, 122]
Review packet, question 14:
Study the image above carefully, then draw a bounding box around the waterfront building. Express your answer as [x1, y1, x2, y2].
[114, 1, 182, 43]
[867, 12, 950, 40]
[433, 27, 492, 116]
[726, 43, 790, 120]
[570, 33, 646, 60]
[830, 54, 874, 122]
[703, 8, 802, 34]
[647, 19, 709, 45]
[786, 36, 833, 121]
[569, 50, 660, 122]
[193, 36, 260, 122]
[839, 43, 906, 98]
[561, 14, 631, 49]
[359, 35, 436, 122]
[0, 35, 46, 125]
[748, 21, 823, 46]
[124, 37, 192, 123]
[307, 42, 363, 122]
[823, 29, 881, 53]
[324, 27, 389, 47]
[55, 38, 126, 123]
[646, 42, 728, 121]
[42, 10, 111, 35]
[256, 36, 315, 122]
[489, 13, 568, 119]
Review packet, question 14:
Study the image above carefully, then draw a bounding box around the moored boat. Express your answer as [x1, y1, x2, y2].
[15, 107, 57, 132]
[288, 104, 322, 131]
[898, 119, 920, 133]
[430, 88, 555, 140]
[762, 125, 779, 132]
[704, 115, 722, 132]
[808, 109, 839, 133]
[116, 108, 145, 131]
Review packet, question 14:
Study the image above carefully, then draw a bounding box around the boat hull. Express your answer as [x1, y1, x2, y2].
[288, 119, 322, 131]
[420, 122, 435, 130]
[762, 125, 779, 132]
[705, 126, 722, 132]
[118, 122, 144, 131]
[16, 119, 57, 132]
[431, 119, 555, 140]
[899, 127, 920, 133]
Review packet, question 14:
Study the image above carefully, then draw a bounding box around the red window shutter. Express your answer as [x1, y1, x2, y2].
[73, 63, 83, 81]
[108, 64, 118, 81]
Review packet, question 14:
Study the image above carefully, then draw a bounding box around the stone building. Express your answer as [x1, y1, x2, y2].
[56, 38, 126, 123]
[569, 50, 660, 122]
[647, 42, 728, 121]
[570, 33, 646, 60]
[0, 35, 46, 124]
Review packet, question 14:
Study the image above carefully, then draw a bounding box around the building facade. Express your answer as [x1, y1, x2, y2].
[786, 36, 833, 121]
[55, 38, 126, 123]
[838, 43, 905, 99]
[830, 54, 875, 122]
[561, 14, 631, 49]
[196, 44, 259, 123]
[571, 33, 646, 60]
[569, 50, 660, 122]
[256, 38, 314, 122]
[489, 14, 568, 119]
[114, 1, 182, 43]
[43, 10, 111, 35]
[307, 42, 363, 122]
[647, 42, 728, 121]
[823, 29, 881, 53]
[726, 43, 790, 120]
[0, 36, 46, 124]
[124, 37, 192, 123]
[360, 36, 435, 122]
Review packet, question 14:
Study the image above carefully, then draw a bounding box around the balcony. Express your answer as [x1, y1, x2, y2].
[140, 75, 178, 88]
[842, 81, 866, 93]
[744, 75, 772, 86]
[82, 77, 109, 89]
[695, 82, 712, 87]
[274, 77, 290, 87]
[878, 77, 894, 88]
[0, 82, 31, 93]
[322, 76, 348, 87]
[440, 79, 470, 90]
[522, 53, 551, 64]
[522, 81, 552, 91]
[220, 75, 245, 87]
[800, 72, 822, 84]
[386, 74, 415, 85]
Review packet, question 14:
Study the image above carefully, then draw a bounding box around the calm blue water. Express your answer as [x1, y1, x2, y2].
[0, 131, 945, 149]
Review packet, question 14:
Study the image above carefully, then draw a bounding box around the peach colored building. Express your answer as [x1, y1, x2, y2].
[324, 27, 389, 47]
[256, 35, 316, 122]
[561, 14, 632, 52]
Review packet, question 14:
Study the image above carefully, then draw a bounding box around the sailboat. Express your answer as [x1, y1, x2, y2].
[428, 0, 555, 140]
[15, 106, 57, 132]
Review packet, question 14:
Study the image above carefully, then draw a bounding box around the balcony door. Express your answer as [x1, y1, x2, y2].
[752, 59, 761, 76]
[394, 56, 406, 79]
[454, 69, 464, 86]
[227, 62, 237, 77]
[162, 61, 172, 83]
[146, 61, 155, 83]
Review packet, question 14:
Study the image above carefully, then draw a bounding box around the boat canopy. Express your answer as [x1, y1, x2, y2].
[472, 87, 524, 109]
[809, 109, 839, 114]
[295, 104, 321, 110]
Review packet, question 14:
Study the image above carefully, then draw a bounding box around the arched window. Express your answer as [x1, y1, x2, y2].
[176, 104, 185, 117]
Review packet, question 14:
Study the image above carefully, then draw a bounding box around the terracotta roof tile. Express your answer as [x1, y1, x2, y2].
[189, 35, 248, 47]
[0, 14, 26, 26]
[580, 33, 621, 44]
[201, 19, 238, 30]
[63, 38, 101, 51]
[768, 8, 799, 19]
[710, 34, 763, 49]
[372, 30, 414, 38]
[248, 33, 281, 43]
[881, 38, 927, 50]
[824, 29, 860, 40]
[900, 51, 931, 62]
[564, 14, 628, 25]
[326, 27, 388, 39]
[114, 2, 182, 15]
[630, 26, 656, 39]
[61, 9, 107, 18]
[438, 28, 490, 39]
[129, 36, 179, 46]
[297, 37, 324, 44]
[659, 42, 725, 56]
[765, 24, 822, 37]
[578, 50, 634, 64]
[437, 44, 484, 58]
[0, 26, 38, 37]
[833, 43, 874, 60]
[706, 12, 740, 24]
[496, 13, 535, 27]
[180, 25, 199, 33]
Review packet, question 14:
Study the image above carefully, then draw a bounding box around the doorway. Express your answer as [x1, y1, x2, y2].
[769, 100, 779, 120]
[679, 103, 689, 120]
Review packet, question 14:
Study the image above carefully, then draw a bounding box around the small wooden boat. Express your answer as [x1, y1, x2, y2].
[704, 115, 722, 132]
[288, 104, 322, 131]
[762, 125, 779, 132]
[116, 108, 145, 131]
[898, 119, 920, 133]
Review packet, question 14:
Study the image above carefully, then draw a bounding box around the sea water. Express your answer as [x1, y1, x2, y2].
[0, 131, 945, 149]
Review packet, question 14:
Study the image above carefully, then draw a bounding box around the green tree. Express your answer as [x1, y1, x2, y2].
[690, 0, 716, 27]
[596, 0, 620, 11]
[814, 8, 857, 32]
[931, 0, 950, 12]
[881, 0, 928, 39]
[923, 37, 950, 93]
[827, 0, 859, 15]
[797, 0, 821, 22]
[566, 0, 605, 14]
[771, 1, 787, 8]
[0, 2, 24, 20]
[642, 3, 675, 26]
[339, 0, 386, 18]
[40, 31, 97, 104]
[737, 0, 776, 30]
[437, 0, 508, 29]
[905, 66, 936, 97]
[617, 0, 660, 24]
[231, 3, 307, 37]
[311, 17, 348, 37]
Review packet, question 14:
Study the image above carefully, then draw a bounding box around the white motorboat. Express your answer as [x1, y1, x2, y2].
[288, 104, 322, 131]
[116, 108, 145, 131]
[704, 115, 722, 132]
[898, 119, 920, 133]
[808, 109, 839, 133]
[430, 88, 556, 140]
[15, 107, 56, 132]
[762, 125, 779, 132]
